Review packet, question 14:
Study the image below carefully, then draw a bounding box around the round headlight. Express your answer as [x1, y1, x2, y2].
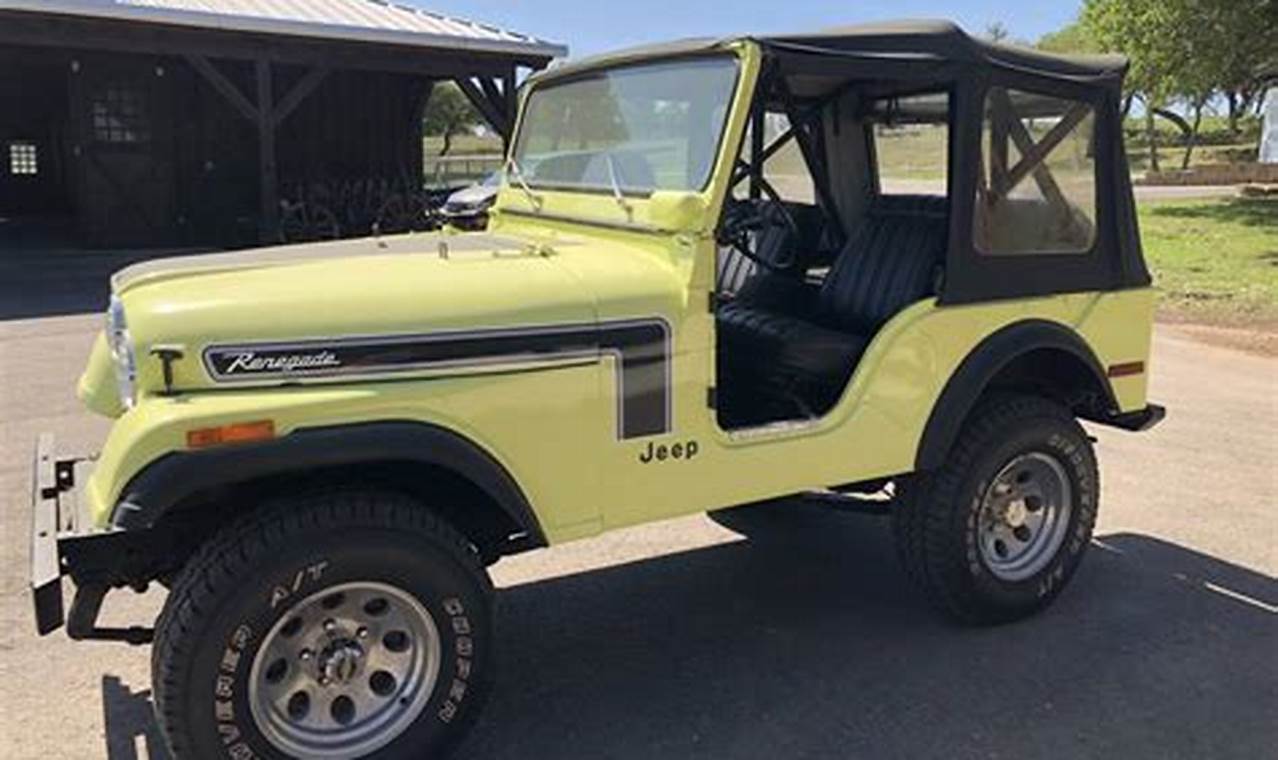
[106, 295, 137, 408]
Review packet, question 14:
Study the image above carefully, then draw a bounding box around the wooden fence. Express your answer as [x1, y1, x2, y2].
[426, 154, 503, 187]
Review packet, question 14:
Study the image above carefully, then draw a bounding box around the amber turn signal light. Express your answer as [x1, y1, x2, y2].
[186, 420, 276, 448]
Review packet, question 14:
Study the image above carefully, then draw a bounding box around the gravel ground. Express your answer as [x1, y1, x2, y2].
[1, 307, 1274, 760]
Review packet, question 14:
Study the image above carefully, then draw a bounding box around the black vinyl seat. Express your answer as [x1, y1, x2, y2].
[717, 195, 948, 421]
[715, 202, 829, 296]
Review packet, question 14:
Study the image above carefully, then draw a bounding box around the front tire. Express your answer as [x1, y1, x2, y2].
[153, 491, 494, 759]
[893, 394, 1099, 624]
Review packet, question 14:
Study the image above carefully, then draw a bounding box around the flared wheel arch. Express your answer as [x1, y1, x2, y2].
[112, 421, 546, 566]
[915, 319, 1117, 472]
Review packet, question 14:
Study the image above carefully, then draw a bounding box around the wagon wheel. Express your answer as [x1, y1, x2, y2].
[306, 203, 343, 242]
[374, 194, 413, 235]
[414, 192, 446, 232]
[279, 202, 311, 244]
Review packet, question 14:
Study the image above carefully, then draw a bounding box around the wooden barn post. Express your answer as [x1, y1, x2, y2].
[503, 66, 517, 152]
[255, 58, 278, 243]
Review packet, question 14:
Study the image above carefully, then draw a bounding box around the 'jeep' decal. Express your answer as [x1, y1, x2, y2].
[203, 319, 671, 439]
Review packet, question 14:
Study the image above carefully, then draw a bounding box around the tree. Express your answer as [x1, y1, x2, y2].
[1082, 0, 1278, 170]
[1036, 21, 1101, 56]
[1083, 0, 1183, 172]
[1037, 21, 1135, 116]
[422, 82, 482, 156]
[1210, 0, 1278, 135]
[984, 22, 1010, 44]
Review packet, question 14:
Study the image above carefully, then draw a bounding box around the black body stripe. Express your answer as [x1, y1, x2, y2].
[202, 319, 671, 439]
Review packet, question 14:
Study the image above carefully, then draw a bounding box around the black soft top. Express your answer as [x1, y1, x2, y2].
[535, 20, 1127, 87]
[527, 20, 1149, 304]
[767, 20, 1126, 82]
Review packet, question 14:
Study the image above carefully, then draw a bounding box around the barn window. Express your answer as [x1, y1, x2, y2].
[92, 83, 151, 144]
[8, 142, 38, 175]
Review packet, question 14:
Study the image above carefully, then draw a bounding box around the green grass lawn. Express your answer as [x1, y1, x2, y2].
[1138, 196, 1278, 325]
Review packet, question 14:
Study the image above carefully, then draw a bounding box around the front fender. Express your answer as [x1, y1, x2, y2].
[77, 331, 126, 419]
[111, 421, 544, 548]
[81, 383, 542, 537]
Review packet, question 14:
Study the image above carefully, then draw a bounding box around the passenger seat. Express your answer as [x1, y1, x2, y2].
[717, 195, 948, 420]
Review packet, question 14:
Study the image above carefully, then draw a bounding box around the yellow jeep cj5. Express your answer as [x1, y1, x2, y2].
[32, 21, 1164, 760]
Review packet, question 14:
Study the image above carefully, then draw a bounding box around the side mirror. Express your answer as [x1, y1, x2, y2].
[647, 191, 708, 233]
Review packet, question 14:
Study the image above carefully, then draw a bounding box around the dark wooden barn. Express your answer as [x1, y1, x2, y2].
[0, 0, 564, 249]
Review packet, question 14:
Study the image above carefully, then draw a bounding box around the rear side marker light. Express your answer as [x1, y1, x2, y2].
[187, 420, 276, 448]
[1107, 361, 1145, 378]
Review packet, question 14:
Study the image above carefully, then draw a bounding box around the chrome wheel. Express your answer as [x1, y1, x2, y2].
[978, 452, 1074, 582]
[248, 581, 441, 758]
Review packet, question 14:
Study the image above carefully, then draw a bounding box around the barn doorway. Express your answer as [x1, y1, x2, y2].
[71, 55, 177, 247]
[0, 46, 74, 248]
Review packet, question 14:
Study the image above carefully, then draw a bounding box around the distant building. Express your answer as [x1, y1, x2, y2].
[1261, 89, 1278, 164]
[0, 0, 565, 248]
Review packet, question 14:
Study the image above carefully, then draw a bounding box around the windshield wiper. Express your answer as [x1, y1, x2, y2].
[505, 157, 543, 212]
[604, 153, 635, 221]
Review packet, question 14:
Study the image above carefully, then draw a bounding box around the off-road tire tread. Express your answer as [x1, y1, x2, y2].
[893, 393, 1096, 624]
[152, 490, 492, 760]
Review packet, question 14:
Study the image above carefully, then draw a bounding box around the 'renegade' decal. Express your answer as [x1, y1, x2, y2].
[203, 319, 671, 439]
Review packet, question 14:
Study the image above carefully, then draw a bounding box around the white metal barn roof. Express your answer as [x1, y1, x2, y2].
[0, 0, 567, 58]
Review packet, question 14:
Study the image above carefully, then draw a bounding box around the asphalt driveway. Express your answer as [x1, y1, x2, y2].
[0, 280, 1274, 758]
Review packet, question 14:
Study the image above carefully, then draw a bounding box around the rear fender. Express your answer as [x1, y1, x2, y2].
[915, 319, 1116, 471]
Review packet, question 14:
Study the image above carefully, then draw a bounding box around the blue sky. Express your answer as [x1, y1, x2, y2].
[419, 1, 1083, 57]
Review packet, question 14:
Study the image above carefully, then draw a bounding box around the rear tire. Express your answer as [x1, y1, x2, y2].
[153, 490, 494, 759]
[893, 394, 1098, 624]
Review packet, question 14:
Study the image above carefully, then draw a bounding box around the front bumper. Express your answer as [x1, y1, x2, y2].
[30, 434, 153, 644]
[31, 433, 93, 634]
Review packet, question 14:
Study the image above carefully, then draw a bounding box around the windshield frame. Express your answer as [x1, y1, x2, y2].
[509, 52, 744, 199]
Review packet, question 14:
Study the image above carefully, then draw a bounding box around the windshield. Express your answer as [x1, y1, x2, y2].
[513, 56, 740, 196]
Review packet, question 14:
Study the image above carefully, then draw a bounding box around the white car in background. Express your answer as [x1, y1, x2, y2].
[441, 171, 501, 229]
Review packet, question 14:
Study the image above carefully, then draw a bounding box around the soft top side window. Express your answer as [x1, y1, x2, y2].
[974, 87, 1096, 255]
[870, 92, 949, 198]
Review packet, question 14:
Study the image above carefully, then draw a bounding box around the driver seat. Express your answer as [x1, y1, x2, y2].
[717, 196, 948, 421]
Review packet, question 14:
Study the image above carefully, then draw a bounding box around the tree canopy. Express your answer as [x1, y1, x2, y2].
[1035, 21, 1101, 57]
[422, 82, 484, 156]
[1041, 0, 1277, 170]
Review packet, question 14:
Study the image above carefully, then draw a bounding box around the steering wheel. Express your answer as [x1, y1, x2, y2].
[718, 176, 803, 273]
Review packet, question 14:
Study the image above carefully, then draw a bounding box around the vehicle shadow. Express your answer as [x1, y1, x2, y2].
[98, 516, 1277, 760]
[463, 516, 1278, 760]
[101, 674, 170, 760]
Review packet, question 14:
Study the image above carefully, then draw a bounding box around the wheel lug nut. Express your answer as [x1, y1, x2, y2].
[357, 627, 369, 639]
[299, 649, 313, 661]
[324, 619, 337, 633]
[318, 676, 328, 686]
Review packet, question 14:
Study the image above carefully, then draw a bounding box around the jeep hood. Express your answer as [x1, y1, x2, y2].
[110, 232, 532, 292]
[85, 231, 674, 411]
